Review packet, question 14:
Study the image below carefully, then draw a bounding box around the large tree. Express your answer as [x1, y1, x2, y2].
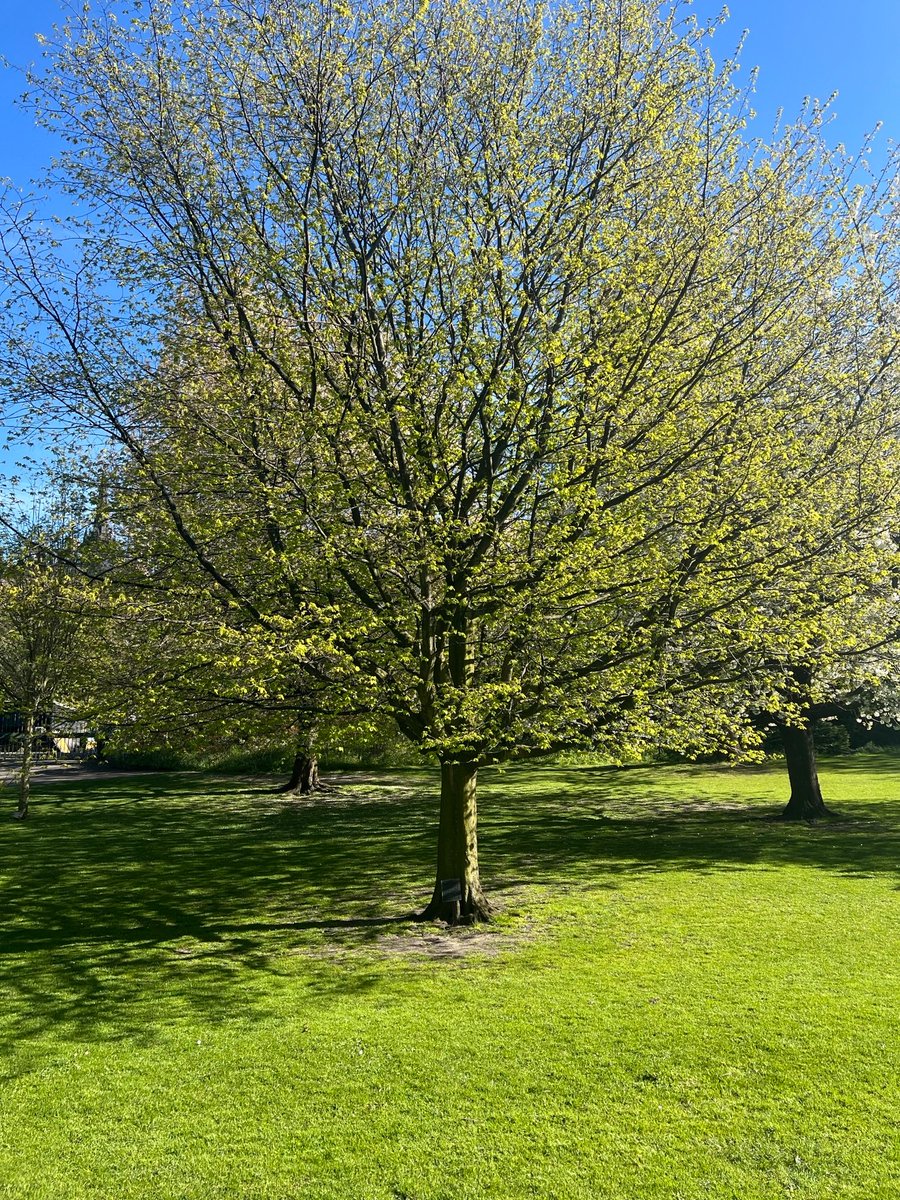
[2, 0, 898, 916]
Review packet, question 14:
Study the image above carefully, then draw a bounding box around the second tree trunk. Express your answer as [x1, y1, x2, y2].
[16, 711, 34, 819]
[277, 751, 320, 794]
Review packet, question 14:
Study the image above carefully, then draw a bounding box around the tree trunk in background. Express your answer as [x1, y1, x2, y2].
[276, 721, 321, 794]
[277, 750, 320, 794]
[779, 719, 832, 820]
[15, 712, 34, 819]
[419, 760, 490, 924]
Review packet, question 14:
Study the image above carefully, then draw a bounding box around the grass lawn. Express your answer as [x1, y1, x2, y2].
[0, 757, 898, 1199]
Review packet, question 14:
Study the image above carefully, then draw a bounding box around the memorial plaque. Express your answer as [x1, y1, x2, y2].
[440, 877, 462, 903]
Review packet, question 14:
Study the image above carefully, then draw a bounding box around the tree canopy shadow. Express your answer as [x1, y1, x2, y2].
[481, 763, 900, 891]
[1, 758, 898, 1051]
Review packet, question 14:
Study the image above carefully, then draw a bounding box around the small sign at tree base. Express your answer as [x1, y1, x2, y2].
[440, 878, 462, 903]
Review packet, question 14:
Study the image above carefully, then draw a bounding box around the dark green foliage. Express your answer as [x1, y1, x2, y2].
[102, 747, 197, 771]
[811, 719, 851, 756]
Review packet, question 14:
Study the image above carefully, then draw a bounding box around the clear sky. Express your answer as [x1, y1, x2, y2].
[0, 2, 64, 189]
[695, 0, 900, 159]
[1, 1, 899, 191]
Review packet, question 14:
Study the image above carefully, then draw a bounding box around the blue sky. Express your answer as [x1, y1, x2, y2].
[1, 1, 899, 190]
[696, 0, 900, 159]
[0, 2, 62, 189]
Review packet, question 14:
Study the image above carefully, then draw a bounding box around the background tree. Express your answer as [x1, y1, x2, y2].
[84, 573, 363, 791]
[0, 531, 102, 817]
[740, 181, 900, 821]
[767, 568, 900, 820]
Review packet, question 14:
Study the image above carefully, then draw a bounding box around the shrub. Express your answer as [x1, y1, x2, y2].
[812, 720, 851, 756]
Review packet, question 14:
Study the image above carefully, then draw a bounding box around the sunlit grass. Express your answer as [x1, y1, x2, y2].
[1, 758, 898, 1198]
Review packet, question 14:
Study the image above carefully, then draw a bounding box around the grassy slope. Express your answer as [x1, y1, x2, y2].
[0, 759, 898, 1199]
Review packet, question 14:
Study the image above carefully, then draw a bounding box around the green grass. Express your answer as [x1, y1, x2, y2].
[1, 758, 899, 1198]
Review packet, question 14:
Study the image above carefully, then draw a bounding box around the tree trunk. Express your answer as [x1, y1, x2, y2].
[276, 750, 320, 795]
[275, 718, 324, 794]
[779, 719, 833, 820]
[418, 760, 490, 924]
[15, 712, 34, 820]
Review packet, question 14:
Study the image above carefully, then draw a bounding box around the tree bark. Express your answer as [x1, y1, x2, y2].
[15, 712, 34, 819]
[276, 750, 321, 795]
[779, 719, 833, 820]
[275, 717, 324, 794]
[418, 760, 490, 924]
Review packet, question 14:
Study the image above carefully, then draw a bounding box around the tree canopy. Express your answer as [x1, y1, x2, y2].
[1, 0, 898, 915]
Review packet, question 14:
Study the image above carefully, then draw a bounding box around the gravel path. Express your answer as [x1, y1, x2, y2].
[0, 762, 157, 787]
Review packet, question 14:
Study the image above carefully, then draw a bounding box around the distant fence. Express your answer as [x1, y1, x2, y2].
[0, 750, 83, 765]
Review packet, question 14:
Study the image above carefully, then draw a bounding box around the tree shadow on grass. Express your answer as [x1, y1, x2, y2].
[1, 761, 899, 1049]
[0, 774, 433, 1052]
[480, 761, 900, 889]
